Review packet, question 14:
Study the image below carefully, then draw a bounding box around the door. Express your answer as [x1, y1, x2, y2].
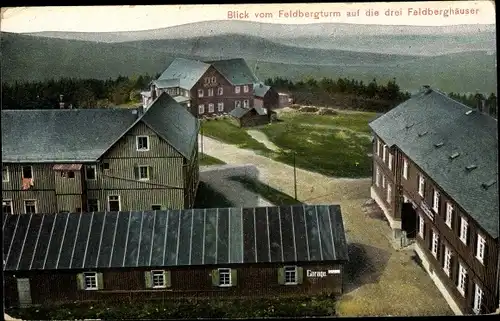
[401, 202, 417, 238]
[17, 278, 32, 307]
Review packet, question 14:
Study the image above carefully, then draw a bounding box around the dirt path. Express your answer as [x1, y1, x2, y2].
[199, 135, 452, 317]
[246, 129, 281, 152]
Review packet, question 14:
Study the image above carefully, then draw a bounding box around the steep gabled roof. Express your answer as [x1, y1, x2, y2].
[158, 58, 210, 90]
[253, 82, 271, 98]
[205, 58, 259, 85]
[369, 88, 498, 238]
[153, 78, 180, 89]
[2, 205, 348, 271]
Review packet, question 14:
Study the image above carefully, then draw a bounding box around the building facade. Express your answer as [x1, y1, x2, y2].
[2, 93, 200, 214]
[3, 204, 349, 307]
[369, 86, 499, 315]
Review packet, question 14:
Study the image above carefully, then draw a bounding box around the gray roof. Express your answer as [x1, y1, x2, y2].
[229, 106, 268, 119]
[141, 93, 199, 160]
[173, 96, 190, 104]
[153, 78, 180, 89]
[205, 58, 259, 85]
[2, 205, 348, 271]
[1, 109, 137, 163]
[253, 82, 271, 98]
[158, 58, 210, 90]
[369, 89, 498, 238]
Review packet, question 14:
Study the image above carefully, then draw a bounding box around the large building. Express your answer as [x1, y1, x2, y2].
[3, 204, 349, 307]
[141, 58, 279, 118]
[2, 93, 200, 214]
[369, 86, 499, 315]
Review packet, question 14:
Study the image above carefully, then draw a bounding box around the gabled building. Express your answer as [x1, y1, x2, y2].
[3, 204, 349, 307]
[141, 57, 279, 118]
[2, 92, 200, 214]
[369, 86, 499, 315]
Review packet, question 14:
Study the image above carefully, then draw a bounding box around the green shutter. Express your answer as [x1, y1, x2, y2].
[230, 269, 237, 287]
[144, 271, 153, 288]
[164, 271, 171, 288]
[277, 268, 285, 285]
[211, 269, 220, 287]
[76, 273, 85, 290]
[134, 165, 139, 180]
[296, 267, 304, 285]
[96, 273, 104, 290]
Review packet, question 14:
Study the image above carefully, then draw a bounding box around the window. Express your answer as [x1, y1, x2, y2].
[211, 76, 216, 84]
[235, 86, 241, 94]
[217, 87, 223, 95]
[151, 205, 161, 210]
[375, 166, 380, 186]
[431, 230, 439, 258]
[152, 270, 166, 288]
[217, 102, 224, 112]
[137, 165, 150, 181]
[459, 217, 468, 244]
[418, 175, 425, 197]
[108, 195, 121, 212]
[218, 268, 232, 287]
[198, 89, 204, 97]
[87, 199, 99, 212]
[443, 246, 452, 276]
[243, 85, 249, 93]
[432, 190, 440, 213]
[136, 136, 150, 151]
[386, 184, 392, 202]
[204, 77, 210, 84]
[388, 153, 393, 170]
[85, 165, 96, 180]
[61, 171, 75, 178]
[208, 103, 214, 113]
[457, 263, 467, 296]
[382, 144, 387, 162]
[184, 90, 189, 97]
[476, 234, 485, 264]
[418, 215, 424, 238]
[24, 200, 36, 214]
[235, 100, 241, 108]
[473, 284, 483, 314]
[208, 88, 214, 97]
[198, 104, 205, 114]
[402, 158, 408, 179]
[2, 166, 9, 182]
[3, 200, 13, 215]
[284, 266, 297, 284]
[243, 100, 249, 108]
[102, 162, 110, 170]
[22, 166, 33, 179]
[445, 203, 453, 228]
[84, 272, 98, 290]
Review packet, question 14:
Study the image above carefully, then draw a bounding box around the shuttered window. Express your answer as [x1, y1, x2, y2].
[212, 268, 237, 287]
[144, 270, 171, 289]
[77, 272, 103, 290]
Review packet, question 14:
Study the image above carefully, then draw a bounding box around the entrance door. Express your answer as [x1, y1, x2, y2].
[401, 202, 417, 238]
[17, 278, 32, 307]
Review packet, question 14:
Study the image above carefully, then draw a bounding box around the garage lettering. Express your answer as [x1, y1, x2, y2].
[306, 270, 327, 278]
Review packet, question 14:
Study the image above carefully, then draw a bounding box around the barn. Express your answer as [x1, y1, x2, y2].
[3, 204, 348, 307]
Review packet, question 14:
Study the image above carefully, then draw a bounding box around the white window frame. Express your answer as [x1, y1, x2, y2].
[218, 268, 232, 287]
[386, 184, 392, 202]
[431, 230, 439, 258]
[217, 87, 223, 95]
[432, 189, 440, 213]
[151, 270, 166, 288]
[138, 165, 150, 181]
[108, 195, 121, 212]
[375, 166, 380, 187]
[198, 104, 205, 114]
[418, 215, 424, 239]
[198, 89, 204, 97]
[136, 135, 150, 152]
[475, 234, 485, 264]
[208, 88, 214, 97]
[235, 86, 241, 94]
[84, 272, 98, 290]
[85, 165, 97, 180]
[3, 200, 13, 215]
[418, 175, 425, 197]
[208, 103, 215, 113]
[445, 203, 453, 228]
[388, 153, 393, 170]
[87, 199, 100, 212]
[217, 102, 224, 112]
[457, 263, 467, 296]
[24, 200, 37, 214]
[376, 139, 380, 156]
[443, 246, 452, 277]
[2, 166, 9, 182]
[243, 100, 249, 108]
[473, 284, 483, 315]
[402, 158, 408, 180]
[211, 76, 216, 84]
[243, 85, 249, 93]
[235, 100, 241, 108]
[459, 217, 468, 245]
[382, 144, 387, 162]
[284, 266, 298, 285]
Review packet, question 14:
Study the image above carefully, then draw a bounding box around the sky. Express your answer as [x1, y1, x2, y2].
[0, 1, 495, 33]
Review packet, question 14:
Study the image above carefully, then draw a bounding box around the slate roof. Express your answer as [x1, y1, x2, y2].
[205, 58, 259, 85]
[369, 88, 498, 238]
[253, 82, 271, 98]
[2, 92, 198, 163]
[153, 79, 180, 89]
[229, 106, 268, 119]
[158, 58, 210, 90]
[2, 205, 348, 271]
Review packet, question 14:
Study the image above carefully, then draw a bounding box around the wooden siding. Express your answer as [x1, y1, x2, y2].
[2, 190, 57, 214]
[2, 164, 55, 191]
[4, 262, 343, 307]
[54, 169, 83, 195]
[236, 111, 271, 128]
[86, 188, 184, 211]
[263, 88, 280, 110]
[55, 195, 83, 213]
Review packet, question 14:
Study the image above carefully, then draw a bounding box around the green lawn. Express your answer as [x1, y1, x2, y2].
[199, 153, 226, 166]
[229, 175, 302, 206]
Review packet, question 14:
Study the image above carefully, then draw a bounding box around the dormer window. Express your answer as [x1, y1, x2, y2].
[136, 136, 150, 152]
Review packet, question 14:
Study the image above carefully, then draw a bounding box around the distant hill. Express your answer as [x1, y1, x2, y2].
[1, 32, 497, 94]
